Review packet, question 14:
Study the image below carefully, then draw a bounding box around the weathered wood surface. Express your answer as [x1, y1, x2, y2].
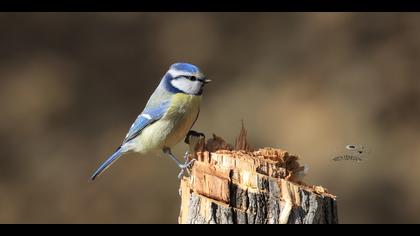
[179, 126, 338, 224]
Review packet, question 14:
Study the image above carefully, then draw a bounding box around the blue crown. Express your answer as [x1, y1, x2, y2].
[170, 63, 200, 73]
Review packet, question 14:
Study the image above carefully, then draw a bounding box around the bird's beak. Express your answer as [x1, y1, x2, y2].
[204, 78, 211, 84]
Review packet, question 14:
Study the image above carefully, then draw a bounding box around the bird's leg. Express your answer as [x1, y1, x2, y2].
[183, 151, 193, 176]
[163, 148, 195, 179]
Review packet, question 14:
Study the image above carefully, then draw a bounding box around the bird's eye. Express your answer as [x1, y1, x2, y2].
[189, 76, 197, 81]
[346, 145, 356, 150]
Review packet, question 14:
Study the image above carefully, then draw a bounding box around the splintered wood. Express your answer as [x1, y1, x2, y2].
[179, 125, 338, 224]
[235, 121, 251, 151]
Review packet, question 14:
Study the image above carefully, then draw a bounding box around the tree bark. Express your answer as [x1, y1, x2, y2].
[179, 126, 338, 224]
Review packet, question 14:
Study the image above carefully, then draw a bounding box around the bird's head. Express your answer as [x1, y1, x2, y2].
[164, 63, 211, 95]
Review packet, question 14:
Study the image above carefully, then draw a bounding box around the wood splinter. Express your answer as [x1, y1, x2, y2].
[180, 123, 338, 224]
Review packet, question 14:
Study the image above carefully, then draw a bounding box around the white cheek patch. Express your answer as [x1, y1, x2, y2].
[171, 78, 202, 95]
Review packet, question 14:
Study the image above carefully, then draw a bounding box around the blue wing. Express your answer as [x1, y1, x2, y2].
[123, 100, 170, 144]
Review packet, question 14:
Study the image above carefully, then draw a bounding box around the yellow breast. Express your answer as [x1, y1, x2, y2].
[162, 93, 202, 147]
[130, 93, 202, 154]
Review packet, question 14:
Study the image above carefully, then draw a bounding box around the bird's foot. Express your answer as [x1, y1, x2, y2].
[183, 151, 191, 162]
[177, 151, 195, 179]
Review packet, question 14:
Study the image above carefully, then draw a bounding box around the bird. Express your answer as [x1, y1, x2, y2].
[90, 63, 211, 181]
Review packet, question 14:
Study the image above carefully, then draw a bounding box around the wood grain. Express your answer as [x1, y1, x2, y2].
[179, 126, 338, 224]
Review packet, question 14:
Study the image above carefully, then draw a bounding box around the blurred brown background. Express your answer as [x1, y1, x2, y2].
[0, 12, 419, 224]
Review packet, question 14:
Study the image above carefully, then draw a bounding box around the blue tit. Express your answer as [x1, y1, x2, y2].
[91, 63, 211, 180]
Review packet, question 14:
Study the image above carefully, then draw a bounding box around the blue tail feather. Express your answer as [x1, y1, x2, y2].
[90, 147, 123, 181]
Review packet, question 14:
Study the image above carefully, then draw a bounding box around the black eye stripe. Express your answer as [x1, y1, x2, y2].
[174, 75, 203, 82]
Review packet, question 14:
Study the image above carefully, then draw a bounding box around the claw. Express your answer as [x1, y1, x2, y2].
[177, 159, 195, 179]
[163, 147, 196, 179]
[184, 151, 191, 162]
[177, 169, 185, 179]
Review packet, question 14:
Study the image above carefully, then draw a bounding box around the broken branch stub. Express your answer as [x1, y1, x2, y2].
[179, 124, 338, 224]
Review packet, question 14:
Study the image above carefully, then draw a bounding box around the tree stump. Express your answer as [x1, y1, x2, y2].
[178, 124, 338, 224]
